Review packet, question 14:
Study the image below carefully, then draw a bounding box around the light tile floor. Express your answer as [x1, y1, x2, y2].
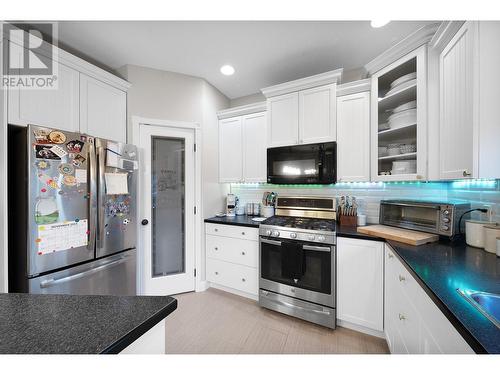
[165, 288, 389, 354]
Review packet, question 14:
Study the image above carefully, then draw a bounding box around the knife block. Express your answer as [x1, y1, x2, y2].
[338, 214, 357, 227]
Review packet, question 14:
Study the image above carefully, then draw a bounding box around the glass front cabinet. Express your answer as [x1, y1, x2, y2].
[370, 46, 427, 181]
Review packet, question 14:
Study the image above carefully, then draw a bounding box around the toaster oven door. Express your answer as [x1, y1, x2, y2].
[379, 202, 441, 234]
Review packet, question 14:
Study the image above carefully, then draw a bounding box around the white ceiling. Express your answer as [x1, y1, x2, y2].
[57, 21, 436, 99]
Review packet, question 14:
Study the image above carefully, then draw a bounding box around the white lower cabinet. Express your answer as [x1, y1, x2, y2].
[205, 223, 259, 298]
[384, 244, 473, 353]
[336, 237, 384, 332]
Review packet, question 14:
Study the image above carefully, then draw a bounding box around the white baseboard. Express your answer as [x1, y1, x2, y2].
[207, 282, 258, 301]
[196, 280, 209, 292]
[337, 319, 386, 339]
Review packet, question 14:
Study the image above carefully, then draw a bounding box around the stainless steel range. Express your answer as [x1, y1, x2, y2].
[258, 196, 336, 329]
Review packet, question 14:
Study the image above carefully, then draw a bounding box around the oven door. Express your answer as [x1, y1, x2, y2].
[259, 237, 335, 307]
[266, 142, 336, 184]
[379, 202, 441, 234]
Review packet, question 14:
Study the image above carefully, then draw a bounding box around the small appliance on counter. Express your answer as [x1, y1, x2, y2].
[379, 199, 471, 238]
[226, 193, 238, 217]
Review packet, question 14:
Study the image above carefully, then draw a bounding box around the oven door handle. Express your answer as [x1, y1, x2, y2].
[303, 244, 331, 252]
[261, 238, 282, 246]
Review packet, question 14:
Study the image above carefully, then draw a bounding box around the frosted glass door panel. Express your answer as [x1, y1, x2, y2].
[151, 137, 185, 277]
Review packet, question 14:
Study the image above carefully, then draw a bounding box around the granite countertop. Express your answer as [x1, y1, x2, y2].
[337, 225, 500, 353]
[205, 215, 261, 228]
[0, 294, 177, 354]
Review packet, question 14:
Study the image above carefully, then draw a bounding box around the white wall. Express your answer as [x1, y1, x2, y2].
[229, 92, 266, 108]
[117, 64, 230, 286]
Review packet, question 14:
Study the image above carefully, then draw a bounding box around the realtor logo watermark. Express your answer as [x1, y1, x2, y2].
[2, 22, 58, 89]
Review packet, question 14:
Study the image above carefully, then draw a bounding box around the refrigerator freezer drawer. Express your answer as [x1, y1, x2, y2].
[29, 249, 136, 295]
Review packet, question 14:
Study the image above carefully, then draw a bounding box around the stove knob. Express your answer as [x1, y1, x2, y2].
[442, 225, 450, 231]
[308, 234, 315, 241]
[317, 235, 325, 242]
[265, 229, 272, 236]
[442, 217, 450, 223]
[272, 230, 280, 237]
[443, 210, 450, 215]
[290, 232, 297, 239]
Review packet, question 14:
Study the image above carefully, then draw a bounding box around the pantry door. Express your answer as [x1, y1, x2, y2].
[138, 123, 196, 296]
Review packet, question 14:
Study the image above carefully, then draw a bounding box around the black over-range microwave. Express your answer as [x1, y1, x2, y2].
[267, 142, 337, 184]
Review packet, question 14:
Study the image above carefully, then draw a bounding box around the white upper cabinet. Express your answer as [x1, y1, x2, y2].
[7, 41, 79, 132]
[262, 69, 342, 148]
[267, 92, 299, 147]
[439, 21, 477, 179]
[336, 90, 370, 182]
[337, 237, 384, 332]
[299, 84, 336, 144]
[370, 46, 427, 182]
[242, 112, 267, 182]
[218, 117, 243, 182]
[79, 74, 127, 142]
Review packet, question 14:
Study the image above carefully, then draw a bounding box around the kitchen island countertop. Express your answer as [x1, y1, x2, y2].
[0, 293, 177, 354]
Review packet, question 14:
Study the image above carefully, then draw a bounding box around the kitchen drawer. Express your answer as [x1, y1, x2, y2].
[206, 258, 258, 296]
[205, 223, 259, 241]
[206, 235, 258, 268]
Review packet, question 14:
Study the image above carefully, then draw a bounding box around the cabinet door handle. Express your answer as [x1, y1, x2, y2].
[215, 271, 219, 275]
[241, 232, 245, 235]
[214, 247, 218, 251]
[241, 251, 245, 255]
[463, 170, 471, 177]
[398, 313, 406, 321]
[242, 278, 246, 282]
[399, 275, 406, 282]
[214, 228, 218, 232]
[388, 253, 394, 259]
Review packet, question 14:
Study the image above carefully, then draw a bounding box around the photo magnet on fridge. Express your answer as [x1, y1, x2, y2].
[48, 131, 66, 144]
[66, 140, 84, 153]
[34, 145, 61, 160]
[71, 154, 86, 167]
[32, 128, 52, 144]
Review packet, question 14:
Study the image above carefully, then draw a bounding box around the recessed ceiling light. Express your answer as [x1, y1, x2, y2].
[371, 20, 390, 28]
[220, 65, 235, 76]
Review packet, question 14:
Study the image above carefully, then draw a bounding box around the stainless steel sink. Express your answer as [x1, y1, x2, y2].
[458, 289, 500, 329]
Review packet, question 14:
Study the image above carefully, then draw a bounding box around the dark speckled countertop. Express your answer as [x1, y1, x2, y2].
[337, 225, 500, 354]
[0, 294, 177, 354]
[205, 215, 261, 228]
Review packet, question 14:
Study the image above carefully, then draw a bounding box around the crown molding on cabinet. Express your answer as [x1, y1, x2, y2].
[261, 68, 343, 98]
[4, 24, 131, 91]
[217, 101, 267, 119]
[364, 23, 441, 75]
[429, 21, 466, 52]
[336, 78, 371, 97]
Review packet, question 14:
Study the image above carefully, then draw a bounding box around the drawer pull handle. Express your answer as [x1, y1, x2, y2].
[399, 275, 406, 282]
[214, 228, 218, 232]
[463, 170, 471, 177]
[242, 278, 246, 282]
[241, 251, 245, 255]
[241, 232, 245, 235]
[214, 247, 218, 251]
[215, 271, 219, 275]
[388, 253, 394, 259]
[398, 313, 406, 321]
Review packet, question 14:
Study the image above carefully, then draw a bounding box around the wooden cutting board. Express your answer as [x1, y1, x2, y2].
[357, 225, 439, 246]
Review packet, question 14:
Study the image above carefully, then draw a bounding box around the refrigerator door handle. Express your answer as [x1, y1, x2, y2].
[97, 144, 106, 249]
[39, 256, 128, 288]
[88, 138, 97, 252]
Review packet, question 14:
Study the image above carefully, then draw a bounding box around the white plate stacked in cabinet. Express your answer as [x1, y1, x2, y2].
[205, 223, 259, 300]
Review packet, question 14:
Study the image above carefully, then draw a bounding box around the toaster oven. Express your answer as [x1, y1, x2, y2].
[379, 200, 471, 238]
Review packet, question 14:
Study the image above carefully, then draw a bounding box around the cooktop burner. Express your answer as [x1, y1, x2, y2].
[261, 216, 336, 232]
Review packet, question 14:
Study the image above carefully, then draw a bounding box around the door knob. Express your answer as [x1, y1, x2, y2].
[141, 219, 149, 225]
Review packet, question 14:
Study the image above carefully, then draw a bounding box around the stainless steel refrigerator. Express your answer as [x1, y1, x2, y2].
[8, 124, 138, 295]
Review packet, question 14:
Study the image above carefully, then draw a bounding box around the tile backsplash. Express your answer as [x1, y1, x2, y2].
[229, 180, 500, 224]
